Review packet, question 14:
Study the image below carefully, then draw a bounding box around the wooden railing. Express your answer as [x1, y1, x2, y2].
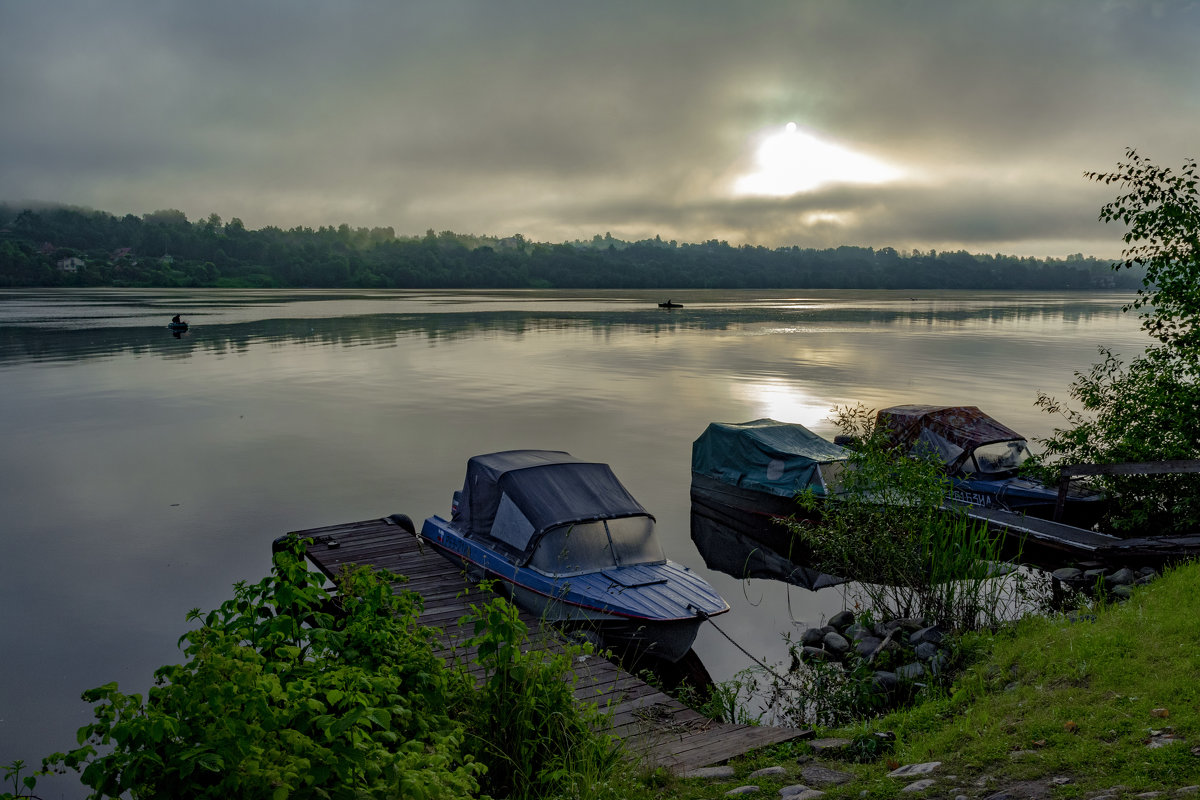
[1054, 459, 1200, 522]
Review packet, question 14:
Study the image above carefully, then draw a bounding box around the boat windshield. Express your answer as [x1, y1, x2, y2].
[965, 439, 1031, 475]
[529, 515, 665, 577]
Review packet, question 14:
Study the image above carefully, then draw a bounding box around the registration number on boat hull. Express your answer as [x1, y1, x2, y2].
[950, 489, 994, 507]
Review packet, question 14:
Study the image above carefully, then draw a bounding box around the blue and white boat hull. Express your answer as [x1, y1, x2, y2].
[421, 515, 727, 662]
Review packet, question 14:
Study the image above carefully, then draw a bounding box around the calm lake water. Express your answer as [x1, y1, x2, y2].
[0, 288, 1148, 792]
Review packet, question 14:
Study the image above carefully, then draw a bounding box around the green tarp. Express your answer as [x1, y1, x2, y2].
[691, 419, 849, 499]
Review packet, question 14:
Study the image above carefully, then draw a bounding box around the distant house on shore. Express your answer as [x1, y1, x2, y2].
[111, 247, 135, 264]
[57, 256, 84, 273]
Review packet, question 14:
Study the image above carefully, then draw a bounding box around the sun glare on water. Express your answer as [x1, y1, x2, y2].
[734, 122, 904, 196]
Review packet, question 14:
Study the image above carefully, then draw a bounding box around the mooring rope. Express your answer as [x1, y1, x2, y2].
[704, 616, 803, 691]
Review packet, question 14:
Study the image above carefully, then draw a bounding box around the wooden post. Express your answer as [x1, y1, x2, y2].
[1053, 460, 1200, 522]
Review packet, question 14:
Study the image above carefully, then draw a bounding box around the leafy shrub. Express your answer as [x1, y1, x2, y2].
[451, 593, 621, 800]
[1033, 149, 1200, 535]
[40, 540, 483, 800]
[1033, 347, 1200, 534]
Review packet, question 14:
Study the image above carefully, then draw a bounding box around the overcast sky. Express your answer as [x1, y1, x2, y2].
[3, 1, 1198, 257]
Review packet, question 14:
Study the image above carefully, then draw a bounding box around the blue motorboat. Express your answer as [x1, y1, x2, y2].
[876, 405, 1107, 527]
[421, 449, 729, 662]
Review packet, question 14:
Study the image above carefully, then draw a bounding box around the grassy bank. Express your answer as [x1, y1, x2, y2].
[9, 556, 1196, 799]
[618, 560, 1200, 799]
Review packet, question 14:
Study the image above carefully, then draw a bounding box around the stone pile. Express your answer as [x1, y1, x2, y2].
[796, 609, 952, 692]
[1051, 565, 1158, 601]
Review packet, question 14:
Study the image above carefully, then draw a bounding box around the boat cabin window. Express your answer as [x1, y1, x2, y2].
[911, 427, 964, 470]
[964, 439, 1031, 475]
[529, 516, 665, 577]
[607, 515, 665, 566]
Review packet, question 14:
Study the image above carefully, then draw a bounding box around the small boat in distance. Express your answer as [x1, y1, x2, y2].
[167, 314, 188, 331]
[658, 299, 683, 308]
[421, 449, 729, 662]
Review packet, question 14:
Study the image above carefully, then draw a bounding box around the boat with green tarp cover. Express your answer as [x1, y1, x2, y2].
[689, 419, 849, 589]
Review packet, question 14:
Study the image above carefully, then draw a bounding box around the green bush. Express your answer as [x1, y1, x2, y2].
[1033, 149, 1200, 535]
[23, 540, 627, 800]
[790, 406, 1014, 631]
[38, 541, 483, 799]
[452, 592, 621, 800]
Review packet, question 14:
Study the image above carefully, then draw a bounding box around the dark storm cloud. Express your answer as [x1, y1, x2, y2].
[2, 0, 1198, 256]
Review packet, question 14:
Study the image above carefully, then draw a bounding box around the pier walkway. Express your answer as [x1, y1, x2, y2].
[965, 506, 1200, 569]
[290, 516, 808, 773]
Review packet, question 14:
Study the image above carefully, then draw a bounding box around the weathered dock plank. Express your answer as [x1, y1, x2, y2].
[288, 516, 807, 771]
[966, 506, 1200, 569]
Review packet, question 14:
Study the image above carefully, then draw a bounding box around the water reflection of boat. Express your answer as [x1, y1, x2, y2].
[421, 449, 730, 662]
[689, 419, 849, 589]
[690, 500, 845, 590]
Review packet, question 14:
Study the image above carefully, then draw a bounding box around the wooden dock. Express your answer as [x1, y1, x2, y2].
[965, 506, 1200, 570]
[290, 516, 808, 772]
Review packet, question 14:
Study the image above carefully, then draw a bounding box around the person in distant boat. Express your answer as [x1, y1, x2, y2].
[171, 314, 182, 324]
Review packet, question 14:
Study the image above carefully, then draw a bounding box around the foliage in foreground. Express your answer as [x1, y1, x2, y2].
[452, 590, 621, 800]
[789, 405, 1019, 632]
[13, 540, 619, 800]
[1033, 148, 1200, 535]
[36, 543, 481, 799]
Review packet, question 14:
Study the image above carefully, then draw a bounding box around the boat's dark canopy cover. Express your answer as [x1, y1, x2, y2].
[691, 419, 848, 499]
[876, 405, 1024, 470]
[456, 450, 651, 554]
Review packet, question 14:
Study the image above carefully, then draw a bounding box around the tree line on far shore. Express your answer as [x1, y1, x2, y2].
[0, 202, 1139, 291]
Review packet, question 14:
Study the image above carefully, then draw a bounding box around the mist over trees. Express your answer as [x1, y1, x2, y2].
[0, 203, 1138, 291]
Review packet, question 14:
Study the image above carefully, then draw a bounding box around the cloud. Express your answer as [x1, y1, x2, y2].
[2, 0, 1197, 256]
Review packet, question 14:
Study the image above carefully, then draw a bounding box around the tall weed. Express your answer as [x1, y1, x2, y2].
[452, 592, 621, 800]
[791, 405, 1025, 631]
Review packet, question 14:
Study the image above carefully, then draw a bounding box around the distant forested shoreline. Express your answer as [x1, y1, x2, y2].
[0, 203, 1138, 291]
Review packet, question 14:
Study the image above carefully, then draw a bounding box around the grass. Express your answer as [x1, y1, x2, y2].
[882, 560, 1200, 790]
[12, 560, 1194, 800]
[604, 560, 1200, 800]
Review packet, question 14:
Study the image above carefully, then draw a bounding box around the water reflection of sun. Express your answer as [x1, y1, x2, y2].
[734, 122, 904, 196]
[731, 377, 831, 430]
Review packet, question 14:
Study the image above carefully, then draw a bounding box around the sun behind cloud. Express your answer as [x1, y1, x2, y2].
[734, 123, 905, 196]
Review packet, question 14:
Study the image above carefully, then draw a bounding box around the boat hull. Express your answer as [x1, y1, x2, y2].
[947, 476, 1107, 528]
[421, 515, 727, 662]
[688, 473, 816, 547]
